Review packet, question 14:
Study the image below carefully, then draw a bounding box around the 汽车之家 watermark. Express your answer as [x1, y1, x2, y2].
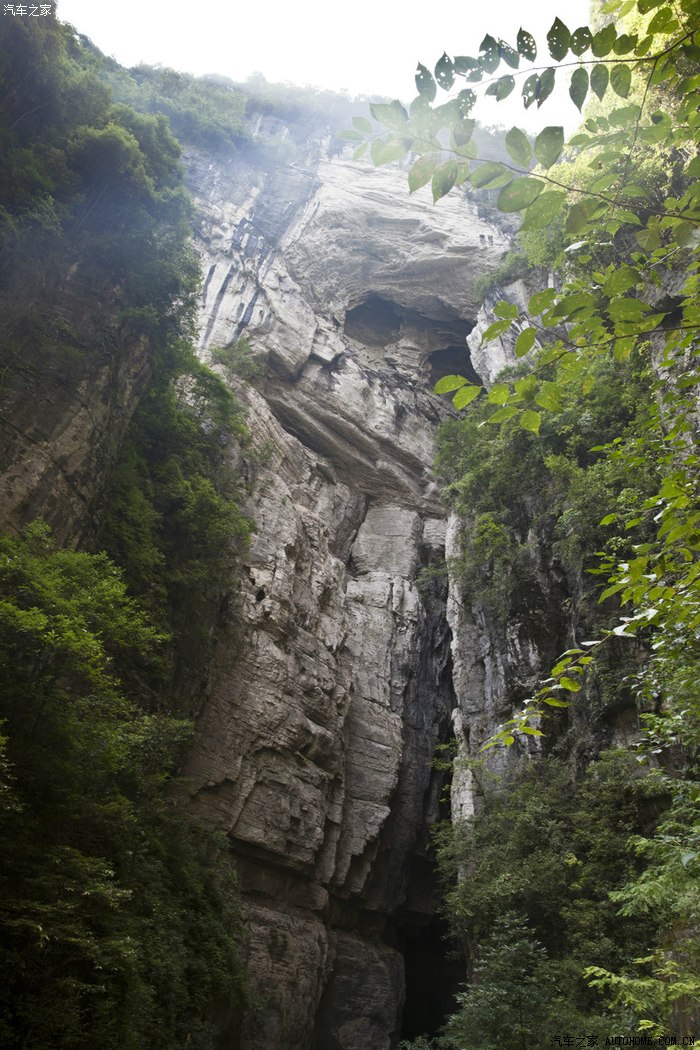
[3, 4, 54, 15]
[550, 1037, 697, 1047]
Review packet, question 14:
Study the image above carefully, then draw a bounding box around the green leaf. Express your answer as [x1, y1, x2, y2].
[353, 143, 367, 161]
[547, 18, 571, 60]
[537, 67, 556, 107]
[534, 126, 564, 169]
[569, 67, 589, 112]
[482, 319, 515, 341]
[604, 264, 641, 296]
[479, 33, 500, 73]
[352, 116, 372, 134]
[514, 374, 537, 401]
[522, 73, 539, 109]
[520, 190, 567, 230]
[431, 99, 461, 131]
[515, 328, 537, 357]
[637, 0, 663, 11]
[528, 288, 557, 313]
[453, 118, 476, 147]
[551, 291, 595, 318]
[453, 55, 480, 74]
[520, 726, 544, 737]
[607, 297, 651, 323]
[613, 336, 636, 361]
[517, 28, 537, 60]
[435, 52, 455, 90]
[608, 104, 641, 126]
[486, 75, 516, 101]
[457, 89, 477, 117]
[570, 26, 593, 55]
[455, 163, 471, 186]
[432, 160, 458, 202]
[590, 63, 609, 100]
[559, 676, 582, 692]
[499, 41, 520, 69]
[408, 154, 439, 193]
[635, 227, 661, 251]
[487, 405, 520, 424]
[520, 409, 541, 434]
[488, 382, 510, 404]
[505, 127, 532, 166]
[494, 302, 520, 321]
[610, 64, 632, 98]
[415, 63, 437, 102]
[370, 101, 408, 133]
[543, 696, 572, 707]
[434, 374, 467, 394]
[370, 137, 410, 166]
[497, 177, 544, 212]
[535, 381, 563, 412]
[613, 33, 638, 54]
[566, 198, 607, 234]
[648, 6, 676, 31]
[470, 162, 513, 189]
[452, 384, 482, 409]
[592, 25, 616, 57]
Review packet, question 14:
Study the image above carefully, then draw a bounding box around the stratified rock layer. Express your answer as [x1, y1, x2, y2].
[183, 148, 509, 1048]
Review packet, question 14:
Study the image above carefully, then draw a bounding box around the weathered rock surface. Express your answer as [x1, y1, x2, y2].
[0, 317, 150, 546]
[182, 147, 508, 1048]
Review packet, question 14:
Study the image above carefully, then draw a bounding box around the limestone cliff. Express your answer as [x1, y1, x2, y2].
[0, 115, 516, 1046]
[183, 145, 509, 1048]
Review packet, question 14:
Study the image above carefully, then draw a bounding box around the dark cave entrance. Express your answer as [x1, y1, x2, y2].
[343, 294, 482, 387]
[427, 345, 482, 388]
[399, 913, 464, 1042]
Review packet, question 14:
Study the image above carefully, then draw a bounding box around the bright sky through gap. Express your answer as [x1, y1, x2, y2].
[56, 0, 591, 129]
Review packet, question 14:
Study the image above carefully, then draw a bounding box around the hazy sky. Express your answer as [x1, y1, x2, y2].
[57, 0, 590, 127]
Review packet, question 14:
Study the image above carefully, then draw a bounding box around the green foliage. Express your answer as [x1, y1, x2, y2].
[443, 913, 553, 1049]
[0, 524, 246, 1049]
[473, 250, 531, 301]
[96, 59, 248, 152]
[437, 354, 657, 623]
[100, 359, 252, 701]
[435, 752, 653, 1045]
[0, 20, 252, 1047]
[210, 337, 263, 383]
[0, 14, 199, 383]
[357, 0, 700, 1033]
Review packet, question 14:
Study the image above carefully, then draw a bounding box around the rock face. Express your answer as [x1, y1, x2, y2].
[183, 145, 510, 1048]
[0, 308, 151, 547]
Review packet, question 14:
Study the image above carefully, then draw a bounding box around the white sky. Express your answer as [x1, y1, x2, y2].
[57, 0, 590, 129]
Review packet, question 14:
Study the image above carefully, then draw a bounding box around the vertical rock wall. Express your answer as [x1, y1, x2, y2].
[184, 145, 509, 1048]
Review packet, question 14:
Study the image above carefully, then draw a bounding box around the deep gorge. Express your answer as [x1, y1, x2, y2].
[2, 11, 699, 1050]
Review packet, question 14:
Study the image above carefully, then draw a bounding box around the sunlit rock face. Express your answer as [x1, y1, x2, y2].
[184, 146, 509, 1049]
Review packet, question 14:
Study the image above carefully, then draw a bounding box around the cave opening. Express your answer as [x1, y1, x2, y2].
[343, 295, 482, 387]
[427, 345, 482, 388]
[399, 913, 464, 1043]
[344, 295, 402, 348]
